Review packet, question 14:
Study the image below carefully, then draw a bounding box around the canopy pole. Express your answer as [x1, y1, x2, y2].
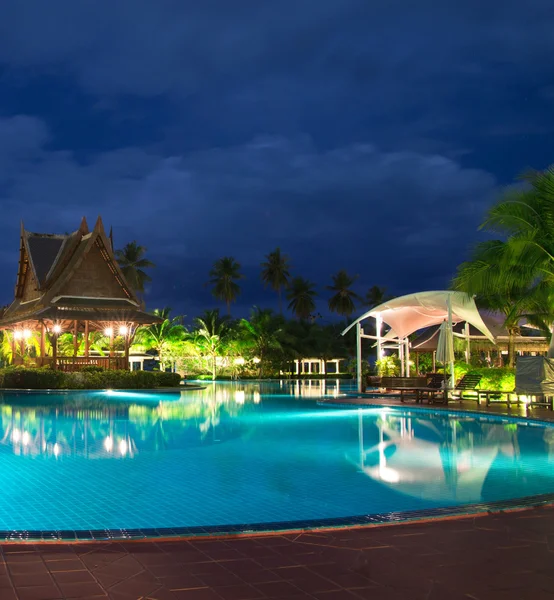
[464, 322, 471, 363]
[447, 295, 455, 388]
[405, 339, 410, 376]
[375, 314, 383, 361]
[356, 322, 363, 393]
[399, 341, 405, 377]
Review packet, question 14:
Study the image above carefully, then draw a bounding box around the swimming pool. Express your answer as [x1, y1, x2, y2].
[0, 379, 553, 539]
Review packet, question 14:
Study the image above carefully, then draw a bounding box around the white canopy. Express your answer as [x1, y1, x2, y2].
[342, 290, 495, 343]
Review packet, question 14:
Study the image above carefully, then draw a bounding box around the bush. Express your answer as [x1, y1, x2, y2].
[1, 367, 65, 389]
[0, 367, 182, 389]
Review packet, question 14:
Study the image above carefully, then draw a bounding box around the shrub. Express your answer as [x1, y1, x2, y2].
[1, 367, 65, 389]
[152, 372, 182, 387]
[80, 365, 105, 373]
[375, 356, 401, 377]
[0, 367, 182, 389]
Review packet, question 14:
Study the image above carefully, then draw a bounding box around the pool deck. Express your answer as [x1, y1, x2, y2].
[2, 506, 554, 599]
[5, 396, 554, 599]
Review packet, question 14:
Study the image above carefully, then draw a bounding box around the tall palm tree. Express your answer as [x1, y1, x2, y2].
[454, 167, 554, 356]
[115, 241, 155, 295]
[365, 285, 390, 309]
[286, 277, 317, 320]
[327, 270, 361, 318]
[191, 309, 231, 380]
[240, 308, 286, 377]
[133, 308, 186, 371]
[208, 257, 244, 315]
[260, 248, 291, 314]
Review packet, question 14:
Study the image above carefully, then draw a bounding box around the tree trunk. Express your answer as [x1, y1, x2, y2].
[548, 324, 554, 358]
[508, 328, 516, 368]
[226, 300, 231, 316]
[278, 288, 283, 315]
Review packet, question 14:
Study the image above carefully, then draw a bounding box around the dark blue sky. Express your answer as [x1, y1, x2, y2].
[0, 0, 553, 321]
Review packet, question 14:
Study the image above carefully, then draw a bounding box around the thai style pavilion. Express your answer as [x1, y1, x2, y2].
[0, 217, 162, 371]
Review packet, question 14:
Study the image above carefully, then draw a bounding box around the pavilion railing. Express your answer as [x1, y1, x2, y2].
[55, 357, 127, 371]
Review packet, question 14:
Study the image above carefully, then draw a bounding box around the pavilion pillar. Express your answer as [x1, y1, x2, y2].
[321, 360, 326, 375]
[415, 352, 420, 374]
[124, 330, 130, 370]
[464, 322, 471, 364]
[52, 331, 58, 370]
[295, 360, 299, 375]
[432, 351, 436, 373]
[40, 322, 45, 366]
[73, 320, 78, 358]
[10, 332, 15, 366]
[405, 339, 410, 377]
[356, 322, 363, 393]
[84, 321, 90, 358]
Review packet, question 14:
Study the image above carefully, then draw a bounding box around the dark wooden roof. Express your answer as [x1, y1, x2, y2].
[0, 216, 162, 328]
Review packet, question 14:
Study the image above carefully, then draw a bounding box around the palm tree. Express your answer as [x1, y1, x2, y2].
[327, 270, 361, 318]
[191, 309, 231, 380]
[133, 308, 186, 371]
[115, 241, 155, 295]
[365, 285, 390, 309]
[453, 167, 554, 356]
[240, 308, 286, 377]
[260, 248, 291, 314]
[286, 277, 317, 320]
[208, 257, 244, 315]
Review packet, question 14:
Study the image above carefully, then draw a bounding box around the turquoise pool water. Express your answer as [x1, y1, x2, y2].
[0, 379, 553, 533]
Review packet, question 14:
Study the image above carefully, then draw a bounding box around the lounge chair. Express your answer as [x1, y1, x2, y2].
[425, 373, 482, 405]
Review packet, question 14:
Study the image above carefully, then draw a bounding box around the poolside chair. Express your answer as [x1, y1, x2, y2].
[449, 374, 482, 403]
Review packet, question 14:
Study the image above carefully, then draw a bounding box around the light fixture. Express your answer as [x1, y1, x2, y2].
[119, 325, 128, 336]
[13, 330, 22, 340]
[104, 327, 113, 337]
[52, 324, 62, 334]
[23, 329, 31, 339]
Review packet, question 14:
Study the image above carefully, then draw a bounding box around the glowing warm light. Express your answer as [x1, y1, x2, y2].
[104, 327, 113, 337]
[234, 357, 245, 365]
[22, 431, 30, 446]
[235, 391, 245, 404]
[52, 324, 62, 334]
[13, 331, 22, 340]
[252, 357, 261, 364]
[12, 428, 20, 443]
[53, 443, 60, 457]
[119, 325, 128, 336]
[104, 436, 113, 452]
[23, 329, 31, 339]
[119, 439, 128, 456]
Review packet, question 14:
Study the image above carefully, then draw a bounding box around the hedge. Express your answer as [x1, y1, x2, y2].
[0, 367, 182, 390]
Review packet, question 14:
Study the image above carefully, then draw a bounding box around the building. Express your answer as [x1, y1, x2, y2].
[0, 217, 162, 370]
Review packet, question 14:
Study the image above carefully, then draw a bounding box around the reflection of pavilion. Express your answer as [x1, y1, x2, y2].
[355, 411, 518, 504]
[0, 405, 135, 460]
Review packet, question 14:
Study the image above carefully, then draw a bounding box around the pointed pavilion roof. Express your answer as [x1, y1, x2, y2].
[0, 217, 161, 329]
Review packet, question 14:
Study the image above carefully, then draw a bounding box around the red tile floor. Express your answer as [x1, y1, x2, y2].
[1, 506, 553, 600]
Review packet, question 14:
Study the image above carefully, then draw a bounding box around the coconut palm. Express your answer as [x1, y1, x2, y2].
[260, 248, 291, 314]
[134, 308, 186, 371]
[208, 257, 244, 315]
[115, 241, 155, 295]
[454, 167, 554, 356]
[192, 309, 231, 380]
[365, 285, 391, 309]
[327, 270, 361, 318]
[240, 308, 286, 377]
[286, 277, 317, 320]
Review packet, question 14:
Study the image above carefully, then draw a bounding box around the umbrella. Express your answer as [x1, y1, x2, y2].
[436, 320, 455, 388]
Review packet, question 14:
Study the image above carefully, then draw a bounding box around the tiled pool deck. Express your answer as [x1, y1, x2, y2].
[4, 397, 554, 599]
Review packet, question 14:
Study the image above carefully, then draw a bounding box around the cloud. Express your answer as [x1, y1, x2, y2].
[0, 115, 497, 315]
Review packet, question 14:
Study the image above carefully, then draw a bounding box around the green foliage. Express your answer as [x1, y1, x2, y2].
[375, 356, 400, 376]
[286, 277, 317, 320]
[0, 367, 181, 389]
[208, 256, 244, 314]
[473, 367, 515, 392]
[327, 270, 361, 318]
[115, 241, 155, 294]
